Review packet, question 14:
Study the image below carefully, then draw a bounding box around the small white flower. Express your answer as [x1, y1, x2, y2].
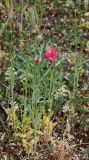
[63, 102, 70, 113]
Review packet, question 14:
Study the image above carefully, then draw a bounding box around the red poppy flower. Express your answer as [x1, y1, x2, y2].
[44, 48, 60, 62]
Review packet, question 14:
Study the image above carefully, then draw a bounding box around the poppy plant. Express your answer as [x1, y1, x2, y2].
[44, 48, 60, 62]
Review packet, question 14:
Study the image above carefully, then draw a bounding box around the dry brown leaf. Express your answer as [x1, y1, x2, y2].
[0, 49, 6, 57]
[84, 12, 89, 16]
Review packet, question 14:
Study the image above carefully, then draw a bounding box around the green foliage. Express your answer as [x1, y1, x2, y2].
[0, 0, 89, 159]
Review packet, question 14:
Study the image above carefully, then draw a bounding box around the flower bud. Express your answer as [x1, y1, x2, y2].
[34, 55, 39, 63]
[39, 57, 42, 63]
